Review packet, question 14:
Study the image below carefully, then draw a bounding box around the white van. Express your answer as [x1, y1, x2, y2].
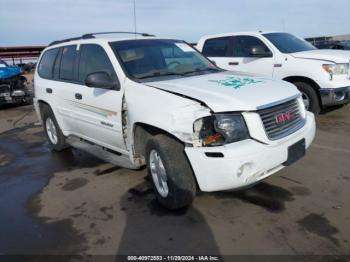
[34, 32, 315, 209]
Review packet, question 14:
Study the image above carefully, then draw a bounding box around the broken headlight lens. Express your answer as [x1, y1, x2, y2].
[195, 114, 249, 146]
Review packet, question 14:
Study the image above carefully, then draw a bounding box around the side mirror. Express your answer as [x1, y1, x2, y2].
[249, 46, 272, 58]
[209, 60, 217, 66]
[85, 71, 120, 90]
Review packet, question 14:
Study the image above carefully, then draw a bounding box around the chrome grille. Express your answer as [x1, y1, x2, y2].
[258, 99, 304, 140]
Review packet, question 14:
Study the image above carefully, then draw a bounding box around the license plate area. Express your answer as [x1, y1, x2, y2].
[283, 138, 306, 166]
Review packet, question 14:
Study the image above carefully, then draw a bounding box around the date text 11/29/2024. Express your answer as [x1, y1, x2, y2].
[127, 255, 221, 261]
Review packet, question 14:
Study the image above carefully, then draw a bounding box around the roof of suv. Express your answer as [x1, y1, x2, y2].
[46, 32, 171, 49]
[48, 36, 163, 48]
[198, 31, 281, 41]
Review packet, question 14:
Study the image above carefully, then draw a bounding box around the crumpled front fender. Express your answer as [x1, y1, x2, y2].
[170, 103, 211, 144]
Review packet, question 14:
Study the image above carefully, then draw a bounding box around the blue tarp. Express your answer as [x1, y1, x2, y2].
[0, 66, 21, 80]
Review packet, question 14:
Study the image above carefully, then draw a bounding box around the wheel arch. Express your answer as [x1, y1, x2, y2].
[37, 99, 68, 134]
[38, 99, 69, 151]
[132, 122, 200, 194]
[37, 99, 51, 119]
[132, 122, 185, 163]
[38, 99, 50, 109]
[283, 76, 322, 106]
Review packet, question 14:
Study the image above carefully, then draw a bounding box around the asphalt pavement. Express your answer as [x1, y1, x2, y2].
[0, 104, 349, 259]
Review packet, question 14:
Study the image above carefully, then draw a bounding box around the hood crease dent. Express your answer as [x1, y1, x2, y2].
[145, 83, 213, 111]
[145, 72, 299, 112]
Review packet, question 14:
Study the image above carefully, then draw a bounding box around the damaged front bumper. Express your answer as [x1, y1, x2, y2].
[185, 111, 316, 192]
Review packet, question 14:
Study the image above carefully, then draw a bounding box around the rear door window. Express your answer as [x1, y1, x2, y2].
[59, 45, 77, 81]
[38, 48, 59, 79]
[78, 44, 115, 83]
[202, 37, 231, 57]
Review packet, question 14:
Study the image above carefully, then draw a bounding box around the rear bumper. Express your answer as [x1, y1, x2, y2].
[319, 86, 350, 106]
[185, 112, 316, 192]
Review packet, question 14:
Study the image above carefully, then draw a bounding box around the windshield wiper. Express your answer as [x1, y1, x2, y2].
[136, 68, 222, 79]
[182, 67, 222, 75]
[137, 71, 184, 79]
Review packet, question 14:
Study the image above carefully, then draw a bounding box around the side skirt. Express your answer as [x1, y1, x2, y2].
[66, 136, 140, 170]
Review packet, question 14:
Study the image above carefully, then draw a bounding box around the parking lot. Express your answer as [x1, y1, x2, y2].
[0, 102, 349, 257]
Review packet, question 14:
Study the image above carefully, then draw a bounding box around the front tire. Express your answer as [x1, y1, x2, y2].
[41, 105, 69, 151]
[145, 134, 196, 210]
[293, 82, 320, 114]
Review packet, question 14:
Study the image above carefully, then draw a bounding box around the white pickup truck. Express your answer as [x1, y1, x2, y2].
[197, 32, 350, 114]
[34, 32, 315, 209]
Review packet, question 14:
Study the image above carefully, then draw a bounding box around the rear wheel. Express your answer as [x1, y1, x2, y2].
[146, 134, 196, 209]
[41, 105, 69, 151]
[293, 82, 320, 114]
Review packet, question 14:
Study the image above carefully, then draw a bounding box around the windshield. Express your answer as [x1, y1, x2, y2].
[110, 39, 220, 80]
[263, 33, 317, 53]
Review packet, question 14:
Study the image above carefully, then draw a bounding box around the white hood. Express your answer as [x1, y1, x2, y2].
[146, 72, 299, 112]
[291, 50, 350, 63]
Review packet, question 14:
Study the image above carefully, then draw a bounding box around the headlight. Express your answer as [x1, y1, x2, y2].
[322, 63, 349, 77]
[194, 114, 249, 146]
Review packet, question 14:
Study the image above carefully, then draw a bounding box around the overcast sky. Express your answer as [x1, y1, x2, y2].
[1, 0, 349, 46]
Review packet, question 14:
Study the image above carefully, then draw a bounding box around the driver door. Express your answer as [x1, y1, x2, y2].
[71, 44, 126, 151]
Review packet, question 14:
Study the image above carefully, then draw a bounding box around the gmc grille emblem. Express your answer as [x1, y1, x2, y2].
[275, 111, 295, 125]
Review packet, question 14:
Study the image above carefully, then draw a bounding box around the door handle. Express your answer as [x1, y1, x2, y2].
[228, 62, 239, 66]
[46, 88, 52, 94]
[75, 93, 82, 100]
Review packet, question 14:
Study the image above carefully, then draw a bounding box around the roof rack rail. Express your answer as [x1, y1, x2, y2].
[82, 31, 155, 38]
[48, 35, 93, 46]
[49, 31, 155, 46]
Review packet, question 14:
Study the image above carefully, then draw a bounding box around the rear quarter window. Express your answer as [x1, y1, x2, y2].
[38, 48, 59, 79]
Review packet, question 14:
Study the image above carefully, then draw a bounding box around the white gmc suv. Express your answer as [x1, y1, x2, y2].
[197, 32, 350, 114]
[34, 32, 315, 209]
